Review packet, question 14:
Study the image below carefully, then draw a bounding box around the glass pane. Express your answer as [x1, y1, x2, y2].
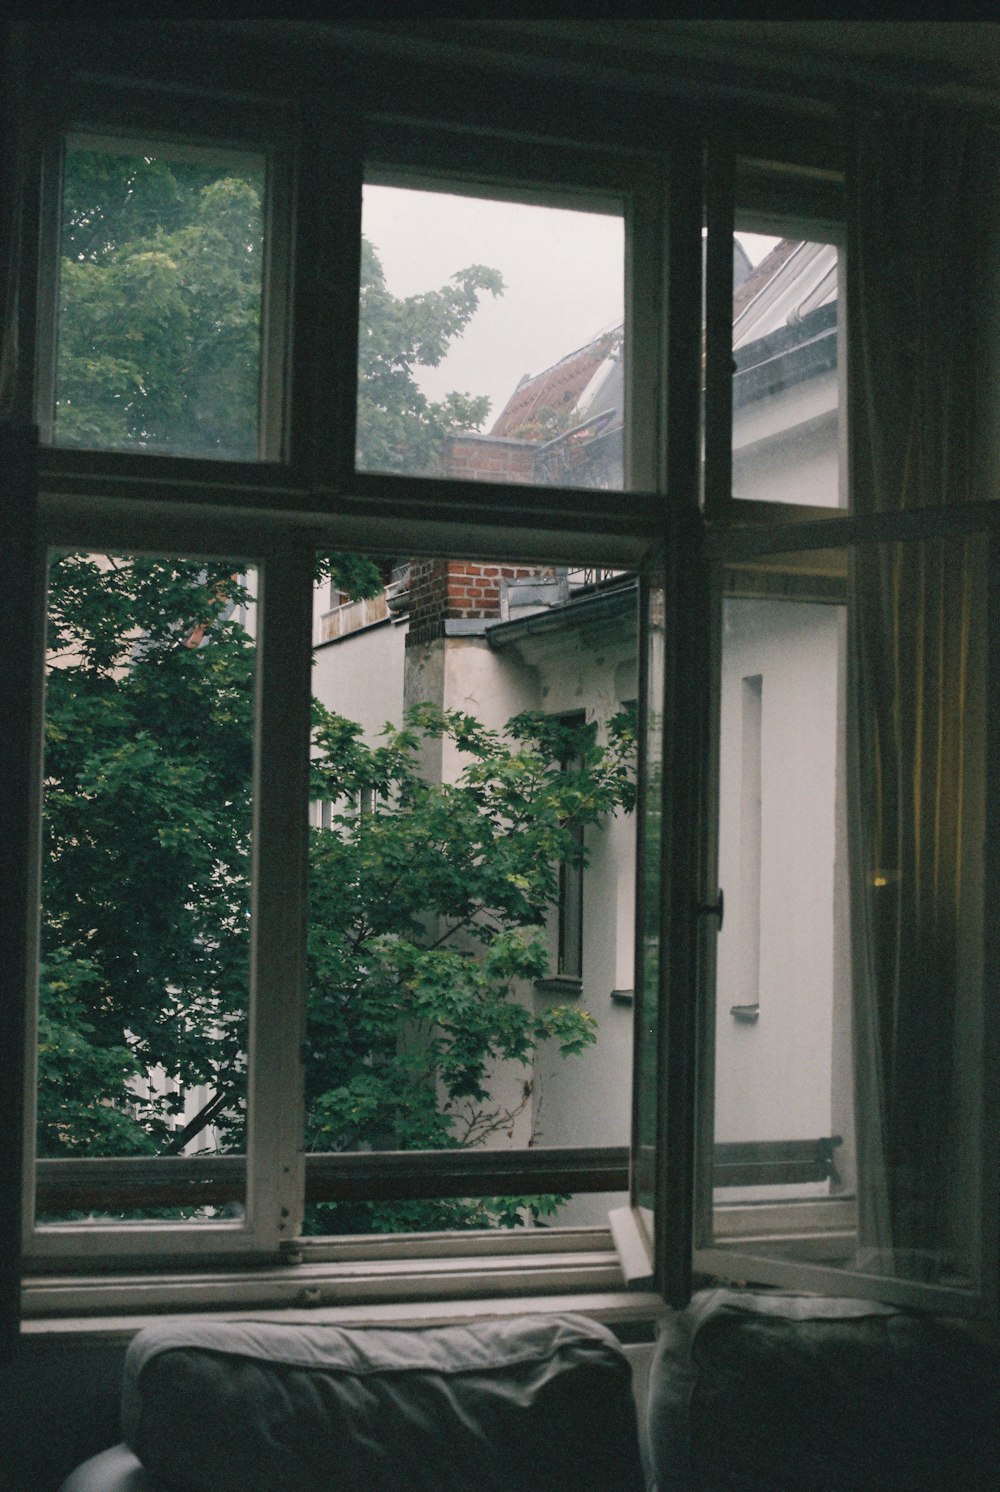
[50, 138, 267, 459]
[35, 552, 255, 1225]
[634, 572, 665, 1230]
[731, 231, 843, 508]
[357, 184, 625, 488]
[706, 535, 986, 1293]
[305, 550, 638, 1234]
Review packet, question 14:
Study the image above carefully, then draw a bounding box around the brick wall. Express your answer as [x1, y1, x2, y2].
[405, 558, 543, 646]
[406, 559, 450, 646]
[444, 434, 537, 484]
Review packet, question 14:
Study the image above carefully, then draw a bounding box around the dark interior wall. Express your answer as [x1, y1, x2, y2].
[1, 1339, 127, 1492]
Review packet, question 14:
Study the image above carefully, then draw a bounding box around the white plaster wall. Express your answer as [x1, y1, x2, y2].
[312, 618, 407, 746]
[733, 372, 841, 509]
[506, 619, 638, 1224]
[714, 598, 843, 1166]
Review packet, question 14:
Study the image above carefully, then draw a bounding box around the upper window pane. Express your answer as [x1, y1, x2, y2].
[731, 230, 843, 509]
[47, 137, 267, 460]
[356, 183, 626, 489]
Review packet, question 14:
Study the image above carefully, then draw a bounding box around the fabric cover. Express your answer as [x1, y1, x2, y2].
[648, 1288, 1000, 1491]
[58, 1443, 153, 1492]
[116, 1313, 642, 1491]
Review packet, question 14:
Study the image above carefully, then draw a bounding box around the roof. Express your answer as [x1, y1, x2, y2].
[489, 332, 621, 439]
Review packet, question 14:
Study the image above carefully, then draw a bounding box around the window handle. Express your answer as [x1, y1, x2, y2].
[698, 889, 724, 931]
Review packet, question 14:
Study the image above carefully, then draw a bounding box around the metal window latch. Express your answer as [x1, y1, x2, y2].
[697, 889, 724, 930]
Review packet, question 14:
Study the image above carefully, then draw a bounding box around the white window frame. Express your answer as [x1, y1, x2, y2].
[15, 84, 675, 1306]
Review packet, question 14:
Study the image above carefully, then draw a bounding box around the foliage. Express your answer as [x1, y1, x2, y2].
[303, 703, 635, 1232]
[39, 555, 257, 1158]
[57, 151, 266, 457]
[38, 558, 636, 1235]
[356, 238, 503, 475]
[42, 149, 633, 1233]
[56, 147, 503, 470]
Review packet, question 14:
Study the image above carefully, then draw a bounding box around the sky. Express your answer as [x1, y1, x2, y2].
[362, 184, 780, 431]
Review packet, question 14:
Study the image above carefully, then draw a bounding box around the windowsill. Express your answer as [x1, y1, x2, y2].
[534, 975, 583, 997]
[20, 1291, 667, 1344]
[21, 1225, 648, 1329]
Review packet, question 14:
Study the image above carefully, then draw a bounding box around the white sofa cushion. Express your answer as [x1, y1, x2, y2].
[115, 1313, 643, 1491]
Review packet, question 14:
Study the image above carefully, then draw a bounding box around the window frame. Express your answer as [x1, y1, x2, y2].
[12, 74, 690, 1306]
[7, 30, 993, 1335]
[693, 505, 1000, 1321]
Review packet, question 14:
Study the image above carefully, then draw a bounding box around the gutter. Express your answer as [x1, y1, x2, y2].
[486, 577, 638, 649]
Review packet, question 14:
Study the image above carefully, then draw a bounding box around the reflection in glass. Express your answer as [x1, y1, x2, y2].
[731, 235, 843, 509]
[36, 553, 255, 1224]
[357, 185, 625, 489]
[709, 536, 986, 1293]
[634, 573, 665, 1227]
[52, 141, 266, 459]
[306, 553, 638, 1234]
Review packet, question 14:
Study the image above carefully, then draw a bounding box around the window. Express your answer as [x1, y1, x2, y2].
[11, 82, 656, 1316]
[356, 181, 626, 489]
[3, 27, 996, 1335]
[43, 138, 269, 460]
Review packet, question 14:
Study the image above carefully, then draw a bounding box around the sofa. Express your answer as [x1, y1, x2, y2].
[59, 1291, 1000, 1491]
[59, 1313, 646, 1492]
[648, 1288, 1000, 1490]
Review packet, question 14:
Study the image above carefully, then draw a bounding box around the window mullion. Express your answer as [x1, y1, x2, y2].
[288, 104, 362, 490]
[655, 138, 707, 1311]
[248, 539, 314, 1254]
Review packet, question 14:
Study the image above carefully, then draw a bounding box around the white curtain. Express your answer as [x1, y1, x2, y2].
[846, 103, 995, 1282]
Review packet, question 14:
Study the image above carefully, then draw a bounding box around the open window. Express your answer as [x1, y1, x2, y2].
[13, 85, 674, 1319]
[4, 42, 996, 1338]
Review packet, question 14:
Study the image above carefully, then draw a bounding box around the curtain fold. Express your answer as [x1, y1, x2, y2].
[846, 103, 994, 1282]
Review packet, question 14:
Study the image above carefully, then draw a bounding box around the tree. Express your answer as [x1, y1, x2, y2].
[356, 238, 502, 475]
[39, 556, 257, 1159]
[38, 554, 636, 1232]
[40, 147, 637, 1232]
[56, 152, 266, 457]
[304, 703, 635, 1233]
[56, 147, 503, 470]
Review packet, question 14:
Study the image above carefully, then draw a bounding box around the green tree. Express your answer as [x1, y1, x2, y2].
[356, 238, 502, 474]
[41, 149, 636, 1232]
[56, 147, 502, 469]
[40, 555, 257, 1158]
[57, 152, 266, 456]
[304, 703, 635, 1233]
[39, 555, 635, 1233]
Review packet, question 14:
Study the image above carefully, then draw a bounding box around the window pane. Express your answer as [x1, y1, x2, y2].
[731, 232, 843, 509]
[49, 139, 267, 459]
[35, 553, 255, 1225]
[707, 535, 986, 1294]
[633, 572, 665, 1232]
[357, 184, 625, 489]
[305, 550, 638, 1234]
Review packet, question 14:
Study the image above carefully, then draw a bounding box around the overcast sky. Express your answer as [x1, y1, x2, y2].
[362, 185, 779, 430]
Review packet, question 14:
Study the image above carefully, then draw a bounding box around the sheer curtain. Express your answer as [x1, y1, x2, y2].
[846, 104, 995, 1284]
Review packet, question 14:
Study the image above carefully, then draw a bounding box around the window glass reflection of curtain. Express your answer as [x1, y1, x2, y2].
[846, 107, 993, 1287]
